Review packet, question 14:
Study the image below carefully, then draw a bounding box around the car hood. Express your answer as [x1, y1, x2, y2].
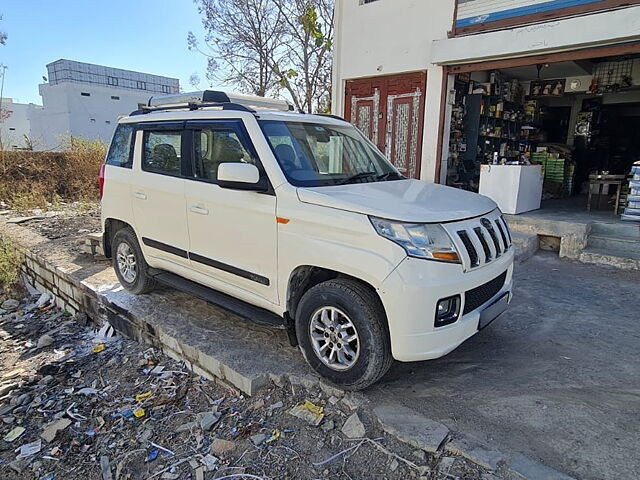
[297, 179, 497, 223]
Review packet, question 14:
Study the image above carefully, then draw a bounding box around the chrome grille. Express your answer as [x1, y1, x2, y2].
[448, 213, 512, 270]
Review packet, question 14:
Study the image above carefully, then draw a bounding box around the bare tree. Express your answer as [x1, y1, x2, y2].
[189, 0, 284, 97]
[271, 0, 334, 113]
[191, 0, 334, 113]
[0, 15, 6, 46]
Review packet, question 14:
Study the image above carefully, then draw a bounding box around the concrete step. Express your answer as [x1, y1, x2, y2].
[589, 221, 640, 238]
[512, 232, 539, 263]
[579, 248, 640, 271]
[587, 234, 640, 256]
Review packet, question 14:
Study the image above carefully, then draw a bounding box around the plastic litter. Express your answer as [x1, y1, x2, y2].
[17, 439, 42, 458]
[133, 407, 145, 418]
[92, 343, 106, 354]
[135, 391, 152, 402]
[3, 426, 26, 442]
[146, 450, 159, 463]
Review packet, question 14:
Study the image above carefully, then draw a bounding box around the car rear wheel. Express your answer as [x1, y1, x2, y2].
[112, 228, 156, 294]
[295, 278, 393, 390]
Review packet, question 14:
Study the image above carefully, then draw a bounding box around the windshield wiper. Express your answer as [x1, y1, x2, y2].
[376, 171, 406, 181]
[338, 171, 378, 185]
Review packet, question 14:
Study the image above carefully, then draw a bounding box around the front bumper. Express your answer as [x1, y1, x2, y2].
[379, 248, 514, 362]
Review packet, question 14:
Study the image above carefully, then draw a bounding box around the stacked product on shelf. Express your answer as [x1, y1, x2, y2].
[532, 149, 574, 198]
[622, 162, 640, 222]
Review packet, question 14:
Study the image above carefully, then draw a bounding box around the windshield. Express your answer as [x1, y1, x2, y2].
[259, 120, 405, 187]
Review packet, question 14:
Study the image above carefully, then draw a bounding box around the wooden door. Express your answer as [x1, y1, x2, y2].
[345, 72, 426, 179]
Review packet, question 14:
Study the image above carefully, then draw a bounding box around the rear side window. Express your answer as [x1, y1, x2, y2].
[105, 124, 134, 168]
[142, 131, 182, 176]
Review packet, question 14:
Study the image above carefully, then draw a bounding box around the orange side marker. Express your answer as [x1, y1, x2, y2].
[276, 217, 290, 224]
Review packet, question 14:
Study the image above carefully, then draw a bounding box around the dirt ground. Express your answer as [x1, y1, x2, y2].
[0, 286, 492, 479]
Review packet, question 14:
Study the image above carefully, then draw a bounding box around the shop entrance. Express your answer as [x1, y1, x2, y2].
[443, 50, 640, 219]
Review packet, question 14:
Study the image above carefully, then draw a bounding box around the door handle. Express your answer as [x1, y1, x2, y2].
[133, 191, 147, 200]
[190, 206, 209, 215]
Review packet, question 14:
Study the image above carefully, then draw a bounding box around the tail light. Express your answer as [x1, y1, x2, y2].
[99, 164, 106, 199]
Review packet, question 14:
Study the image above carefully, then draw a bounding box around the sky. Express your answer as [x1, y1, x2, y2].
[0, 0, 210, 104]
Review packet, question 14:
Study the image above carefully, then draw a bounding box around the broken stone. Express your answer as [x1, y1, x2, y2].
[0, 382, 18, 397]
[328, 395, 340, 405]
[269, 401, 283, 410]
[1, 299, 19, 311]
[211, 438, 235, 456]
[37, 335, 55, 349]
[320, 419, 334, 432]
[390, 459, 399, 472]
[176, 421, 197, 433]
[438, 456, 455, 473]
[412, 449, 426, 461]
[39, 375, 54, 385]
[341, 412, 366, 439]
[252, 399, 265, 409]
[250, 433, 268, 446]
[341, 393, 364, 411]
[201, 453, 218, 471]
[197, 411, 221, 431]
[288, 401, 324, 426]
[15, 393, 32, 406]
[2, 415, 15, 424]
[41, 418, 72, 443]
[373, 404, 449, 453]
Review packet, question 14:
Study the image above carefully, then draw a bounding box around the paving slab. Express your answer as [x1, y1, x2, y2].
[373, 404, 449, 453]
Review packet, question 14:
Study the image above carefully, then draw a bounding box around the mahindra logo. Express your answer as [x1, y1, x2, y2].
[480, 218, 492, 229]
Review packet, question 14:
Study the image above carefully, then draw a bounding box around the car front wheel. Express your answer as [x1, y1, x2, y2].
[295, 278, 393, 390]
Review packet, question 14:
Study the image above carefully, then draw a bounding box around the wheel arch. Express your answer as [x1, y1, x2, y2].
[103, 218, 135, 258]
[286, 265, 385, 320]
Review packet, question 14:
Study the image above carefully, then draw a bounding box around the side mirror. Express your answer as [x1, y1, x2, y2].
[217, 163, 267, 191]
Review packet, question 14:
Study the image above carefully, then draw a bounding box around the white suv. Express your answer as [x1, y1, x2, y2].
[100, 91, 514, 390]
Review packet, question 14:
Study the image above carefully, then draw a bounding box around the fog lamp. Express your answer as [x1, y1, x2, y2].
[435, 295, 461, 327]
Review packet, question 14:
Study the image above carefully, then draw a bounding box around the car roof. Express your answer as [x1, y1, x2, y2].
[118, 108, 348, 127]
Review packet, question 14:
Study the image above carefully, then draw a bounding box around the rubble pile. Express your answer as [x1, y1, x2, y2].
[0, 292, 489, 479]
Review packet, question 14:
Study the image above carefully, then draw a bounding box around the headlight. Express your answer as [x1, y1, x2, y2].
[370, 217, 461, 263]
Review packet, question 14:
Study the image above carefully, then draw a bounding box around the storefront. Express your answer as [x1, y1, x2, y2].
[442, 48, 640, 218]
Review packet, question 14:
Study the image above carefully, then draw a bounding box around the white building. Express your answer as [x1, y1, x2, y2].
[332, 0, 640, 186]
[1, 59, 180, 150]
[0, 98, 43, 150]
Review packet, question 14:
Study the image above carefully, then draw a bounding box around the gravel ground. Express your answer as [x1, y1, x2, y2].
[0, 292, 491, 480]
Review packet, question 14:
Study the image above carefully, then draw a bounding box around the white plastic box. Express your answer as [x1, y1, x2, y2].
[479, 165, 543, 214]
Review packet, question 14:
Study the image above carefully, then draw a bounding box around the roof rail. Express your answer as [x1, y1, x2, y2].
[141, 90, 293, 113]
[129, 102, 254, 117]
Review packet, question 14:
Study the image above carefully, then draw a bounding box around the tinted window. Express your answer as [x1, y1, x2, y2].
[193, 127, 257, 182]
[142, 131, 182, 176]
[105, 124, 134, 168]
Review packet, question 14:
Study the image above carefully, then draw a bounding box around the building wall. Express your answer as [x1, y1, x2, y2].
[0, 99, 44, 150]
[332, 0, 455, 181]
[32, 82, 159, 150]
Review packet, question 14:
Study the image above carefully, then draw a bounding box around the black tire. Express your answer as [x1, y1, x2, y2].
[112, 227, 156, 295]
[295, 278, 393, 390]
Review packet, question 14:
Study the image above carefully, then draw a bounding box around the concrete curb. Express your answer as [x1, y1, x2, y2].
[0, 223, 576, 479]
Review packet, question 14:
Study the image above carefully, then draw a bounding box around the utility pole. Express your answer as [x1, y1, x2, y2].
[0, 64, 7, 150]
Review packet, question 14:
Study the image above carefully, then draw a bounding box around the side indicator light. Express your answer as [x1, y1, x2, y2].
[276, 217, 290, 224]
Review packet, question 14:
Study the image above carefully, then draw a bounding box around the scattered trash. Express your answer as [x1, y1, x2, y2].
[133, 407, 145, 418]
[17, 439, 42, 458]
[76, 387, 99, 396]
[37, 334, 55, 349]
[288, 400, 325, 426]
[211, 438, 235, 456]
[201, 453, 218, 471]
[250, 433, 268, 446]
[3, 426, 26, 442]
[39, 474, 55, 480]
[266, 429, 281, 443]
[92, 343, 106, 354]
[135, 391, 153, 402]
[41, 418, 71, 443]
[146, 450, 159, 463]
[269, 401, 283, 410]
[197, 411, 221, 431]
